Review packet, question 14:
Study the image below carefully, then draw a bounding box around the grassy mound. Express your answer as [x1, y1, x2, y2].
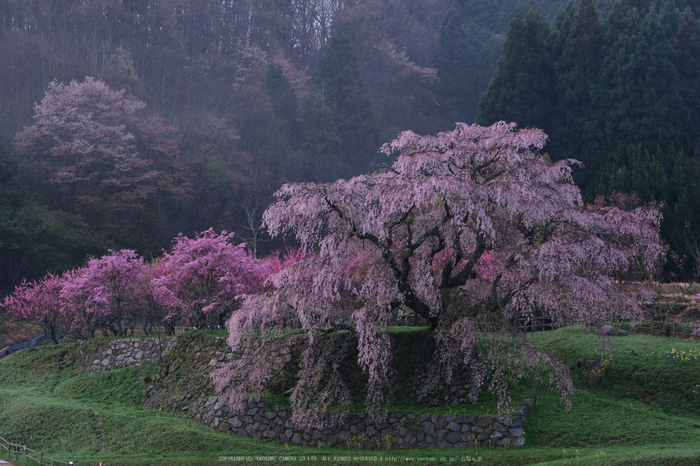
[532, 325, 700, 416]
[1, 326, 700, 464]
[0, 345, 309, 465]
[523, 326, 700, 459]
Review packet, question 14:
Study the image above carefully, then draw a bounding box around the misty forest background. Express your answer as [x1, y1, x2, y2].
[2, 0, 700, 294]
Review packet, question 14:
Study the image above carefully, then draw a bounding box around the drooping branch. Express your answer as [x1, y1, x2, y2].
[218, 121, 665, 427]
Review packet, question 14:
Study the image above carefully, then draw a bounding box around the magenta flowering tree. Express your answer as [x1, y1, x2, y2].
[133, 258, 177, 336]
[61, 249, 147, 337]
[213, 121, 665, 425]
[153, 229, 265, 329]
[2, 272, 75, 343]
[259, 248, 309, 281]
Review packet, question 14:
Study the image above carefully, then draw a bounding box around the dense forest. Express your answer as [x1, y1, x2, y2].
[1, 0, 699, 292]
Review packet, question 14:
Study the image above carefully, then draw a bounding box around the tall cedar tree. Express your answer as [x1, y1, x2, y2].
[298, 88, 346, 183]
[264, 64, 347, 183]
[314, 34, 380, 172]
[547, 1, 577, 63]
[476, 8, 555, 132]
[590, 0, 700, 258]
[594, 3, 686, 169]
[265, 63, 301, 145]
[0, 140, 96, 289]
[434, 8, 503, 123]
[549, 0, 603, 190]
[596, 143, 700, 254]
[548, 0, 700, 272]
[675, 7, 700, 153]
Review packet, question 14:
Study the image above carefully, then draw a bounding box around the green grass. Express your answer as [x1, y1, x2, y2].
[386, 326, 431, 333]
[2, 326, 700, 464]
[531, 325, 700, 416]
[185, 329, 229, 338]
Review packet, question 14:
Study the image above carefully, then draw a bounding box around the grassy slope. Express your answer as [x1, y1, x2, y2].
[523, 326, 700, 464]
[0, 327, 699, 464]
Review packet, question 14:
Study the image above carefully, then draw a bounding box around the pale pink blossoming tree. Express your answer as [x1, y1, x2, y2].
[213, 121, 665, 427]
[14, 78, 153, 213]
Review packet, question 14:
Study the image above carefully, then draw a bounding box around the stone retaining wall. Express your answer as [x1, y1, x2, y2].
[72, 336, 178, 371]
[191, 396, 532, 449]
[74, 332, 532, 449]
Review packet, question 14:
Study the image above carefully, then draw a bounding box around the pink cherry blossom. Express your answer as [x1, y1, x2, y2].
[60, 249, 146, 337]
[2, 272, 75, 343]
[152, 229, 265, 329]
[214, 121, 665, 424]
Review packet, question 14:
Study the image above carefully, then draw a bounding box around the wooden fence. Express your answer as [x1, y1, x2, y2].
[387, 312, 700, 337]
[623, 319, 698, 339]
[516, 315, 559, 333]
[0, 436, 73, 465]
[514, 315, 700, 339]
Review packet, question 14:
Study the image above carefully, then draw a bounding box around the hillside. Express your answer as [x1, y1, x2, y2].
[1, 327, 700, 464]
[0, 0, 579, 293]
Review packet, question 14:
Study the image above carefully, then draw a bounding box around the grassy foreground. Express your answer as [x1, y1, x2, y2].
[0, 326, 699, 464]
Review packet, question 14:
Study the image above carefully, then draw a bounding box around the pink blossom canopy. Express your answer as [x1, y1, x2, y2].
[216, 121, 664, 424]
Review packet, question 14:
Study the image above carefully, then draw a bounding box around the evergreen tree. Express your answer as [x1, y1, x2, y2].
[665, 147, 700, 251]
[547, 1, 577, 62]
[314, 34, 380, 172]
[595, 5, 686, 168]
[596, 143, 700, 254]
[0, 141, 96, 289]
[549, 0, 604, 190]
[476, 8, 555, 131]
[675, 6, 700, 154]
[298, 88, 346, 183]
[659, 0, 682, 39]
[675, 0, 700, 13]
[434, 9, 503, 123]
[595, 0, 618, 16]
[264, 63, 300, 143]
[621, 0, 652, 11]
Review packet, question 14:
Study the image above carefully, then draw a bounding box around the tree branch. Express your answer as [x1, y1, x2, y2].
[447, 234, 487, 288]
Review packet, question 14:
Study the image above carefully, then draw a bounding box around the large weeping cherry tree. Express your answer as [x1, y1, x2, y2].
[213, 121, 665, 427]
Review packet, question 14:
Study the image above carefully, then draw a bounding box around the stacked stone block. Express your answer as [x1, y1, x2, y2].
[72, 337, 178, 371]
